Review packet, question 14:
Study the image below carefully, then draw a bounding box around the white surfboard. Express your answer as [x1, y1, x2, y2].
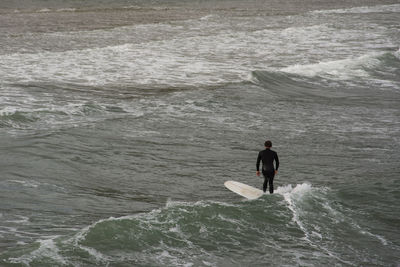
[224, 180, 263, 200]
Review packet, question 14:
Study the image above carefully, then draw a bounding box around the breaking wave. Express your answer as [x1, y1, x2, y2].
[312, 4, 400, 14]
[252, 51, 400, 98]
[1, 183, 388, 266]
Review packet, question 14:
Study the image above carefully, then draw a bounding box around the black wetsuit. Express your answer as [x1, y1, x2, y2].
[256, 148, 279, 194]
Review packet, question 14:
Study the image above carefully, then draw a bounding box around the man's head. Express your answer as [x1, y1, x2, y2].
[264, 140, 272, 148]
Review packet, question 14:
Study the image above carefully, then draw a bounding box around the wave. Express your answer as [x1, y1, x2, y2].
[0, 39, 248, 89]
[2, 183, 388, 266]
[3, 5, 170, 15]
[0, 110, 39, 128]
[312, 4, 400, 14]
[252, 51, 400, 98]
[2, 49, 398, 132]
[3, 19, 377, 89]
[0, 91, 140, 133]
[282, 53, 379, 79]
[281, 51, 400, 80]
[2, 10, 397, 89]
[251, 70, 350, 98]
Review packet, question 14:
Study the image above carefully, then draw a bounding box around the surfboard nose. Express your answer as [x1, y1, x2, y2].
[224, 181, 264, 200]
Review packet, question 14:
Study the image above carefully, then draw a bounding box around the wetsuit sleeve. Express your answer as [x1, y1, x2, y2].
[274, 152, 279, 171]
[256, 152, 261, 171]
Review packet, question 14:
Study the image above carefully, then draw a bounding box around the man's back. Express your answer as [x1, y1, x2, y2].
[257, 148, 279, 172]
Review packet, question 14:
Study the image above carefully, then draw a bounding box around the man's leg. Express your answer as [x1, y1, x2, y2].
[269, 175, 274, 194]
[262, 170, 273, 193]
[268, 171, 276, 194]
[263, 175, 268, 193]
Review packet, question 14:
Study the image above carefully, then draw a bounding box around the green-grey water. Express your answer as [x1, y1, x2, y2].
[1, 0, 400, 266]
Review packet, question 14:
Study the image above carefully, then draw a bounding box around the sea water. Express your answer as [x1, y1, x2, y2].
[0, 0, 399, 266]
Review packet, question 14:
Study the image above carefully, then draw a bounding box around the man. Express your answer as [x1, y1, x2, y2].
[256, 140, 279, 194]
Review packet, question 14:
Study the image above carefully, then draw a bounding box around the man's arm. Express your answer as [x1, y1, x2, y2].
[274, 152, 279, 173]
[256, 152, 261, 176]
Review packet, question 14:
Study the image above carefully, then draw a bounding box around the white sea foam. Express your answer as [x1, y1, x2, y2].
[0, 106, 21, 116]
[1, 9, 394, 90]
[6, 179, 67, 193]
[281, 53, 383, 80]
[277, 183, 313, 239]
[156, 249, 193, 267]
[202, 260, 214, 266]
[0, 22, 331, 88]
[8, 237, 67, 266]
[38, 8, 51, 13]
[351, 222, 389, 246]
[5, 215, 30, 225]
[0, 226, 18, 234]
[360, 230, 388, 246]
[0, 82, 146, 133]
[56, 8, 77, 12]
[276, 183, 312, 196]
[312, 4, 400, 14]
[217, 214, 243, 226]
[278, 184, 353, 264]
[0, 35, 248, 88]
[165, 199, 236, 209]
[8, 179, 40, 188]
[199, 225, 207, 234]
[78, 244, 111, 263]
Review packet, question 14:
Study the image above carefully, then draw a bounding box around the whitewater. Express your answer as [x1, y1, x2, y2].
[0, 0, 399, 266]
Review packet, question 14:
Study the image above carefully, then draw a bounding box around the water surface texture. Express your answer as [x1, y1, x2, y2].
[1, 0, 399, 266]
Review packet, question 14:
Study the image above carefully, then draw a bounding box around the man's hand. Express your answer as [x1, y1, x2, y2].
[256, 171, 260, 176]
[275, 170, 278, 175]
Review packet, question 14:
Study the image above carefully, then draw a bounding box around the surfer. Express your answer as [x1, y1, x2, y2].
[256, 140, 279, 194]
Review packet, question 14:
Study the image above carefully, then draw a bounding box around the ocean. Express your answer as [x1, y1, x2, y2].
[0, 0, 399, 266]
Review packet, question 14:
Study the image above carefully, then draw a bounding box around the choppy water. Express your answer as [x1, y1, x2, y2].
[1, 0, 400, 266]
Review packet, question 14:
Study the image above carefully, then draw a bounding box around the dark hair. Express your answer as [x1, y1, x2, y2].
[264, 140, 272, 147]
